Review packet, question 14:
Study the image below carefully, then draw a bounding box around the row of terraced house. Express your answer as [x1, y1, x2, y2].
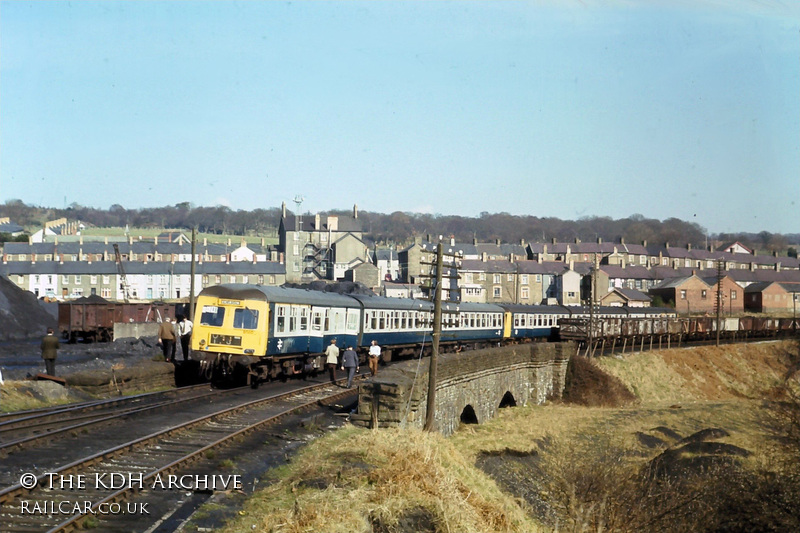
[1, 208, 799, 314]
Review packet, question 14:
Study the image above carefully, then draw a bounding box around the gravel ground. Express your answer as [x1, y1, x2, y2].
[0, 336, 165, 381]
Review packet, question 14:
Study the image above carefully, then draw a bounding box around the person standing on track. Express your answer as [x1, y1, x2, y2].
[325, 339, 339, 384]
[41, 327, 60, 376]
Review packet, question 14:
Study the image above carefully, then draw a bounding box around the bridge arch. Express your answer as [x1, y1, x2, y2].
[499, 391, 517, 408]
[460, 405, 478, 425]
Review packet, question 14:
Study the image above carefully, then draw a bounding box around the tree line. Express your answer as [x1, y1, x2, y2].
[1, 199, 796, 255]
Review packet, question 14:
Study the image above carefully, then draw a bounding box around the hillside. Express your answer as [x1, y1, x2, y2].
[212, 340, 800, 533]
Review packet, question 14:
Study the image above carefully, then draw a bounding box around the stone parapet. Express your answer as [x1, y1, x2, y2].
[351, 342, 574, 436]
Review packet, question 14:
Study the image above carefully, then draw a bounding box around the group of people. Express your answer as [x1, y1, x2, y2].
[33, 314, 192, 379]
[157, 314, 193, 363]
[324, 339, 381, 388]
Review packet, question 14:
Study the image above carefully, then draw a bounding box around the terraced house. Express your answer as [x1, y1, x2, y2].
[0, 234, 285, 300]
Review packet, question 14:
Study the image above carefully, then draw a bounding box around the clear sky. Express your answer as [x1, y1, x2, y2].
[1, 1, 798, 234]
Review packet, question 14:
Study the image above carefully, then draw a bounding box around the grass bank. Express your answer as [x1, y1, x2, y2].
[212, 340, 799, 533]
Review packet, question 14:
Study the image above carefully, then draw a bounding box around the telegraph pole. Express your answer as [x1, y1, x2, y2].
[189, 227, 197, 322]
[424, 242, 444, 432]
[715, 260, 723, 347]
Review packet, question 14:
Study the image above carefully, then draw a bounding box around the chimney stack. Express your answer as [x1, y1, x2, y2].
[353, 204, 358, 219]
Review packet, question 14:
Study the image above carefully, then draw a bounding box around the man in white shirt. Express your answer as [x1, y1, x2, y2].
[368, 340, 381, 376]
[177, 315, 193, 361]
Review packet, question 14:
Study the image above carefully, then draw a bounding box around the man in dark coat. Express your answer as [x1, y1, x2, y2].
[340, 345, 359, 388]
[41, 327, 60, 376]
[158, 318, 177, 363]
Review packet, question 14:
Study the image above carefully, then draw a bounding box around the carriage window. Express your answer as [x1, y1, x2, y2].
[347, 312, 359, 331]
[313, 313, 322, 331]
[379, 312, 386, 330]
[481, 315, 487, 327]
[371, 312, 378, 331]
[299, 307, 309, 331]
[233, 308, 259, 329]
[200, 305, 225, 327]
[514, 315, 521, 327]
[276, 305, 287, 333]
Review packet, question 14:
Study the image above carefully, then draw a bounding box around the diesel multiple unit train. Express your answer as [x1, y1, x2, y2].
[191, 284, 677, 386]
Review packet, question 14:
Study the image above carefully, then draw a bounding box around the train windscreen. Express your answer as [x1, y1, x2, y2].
[200, 305, 225, 327]
[234, 308, 259, 329]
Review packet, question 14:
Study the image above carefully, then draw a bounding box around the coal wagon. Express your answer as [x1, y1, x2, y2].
[58, 295, 187, 342]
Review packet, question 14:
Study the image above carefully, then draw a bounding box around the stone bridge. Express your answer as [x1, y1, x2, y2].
[350, 342, 574, 436]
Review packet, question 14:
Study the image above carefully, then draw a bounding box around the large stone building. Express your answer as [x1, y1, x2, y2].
[278, 203, 367, 283]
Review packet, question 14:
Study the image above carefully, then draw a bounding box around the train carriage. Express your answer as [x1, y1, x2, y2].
[443, 301, 505, 346]
[193, 284, 365, 384]
[498, 304, 565, 341]
[348, 294, 434, 354]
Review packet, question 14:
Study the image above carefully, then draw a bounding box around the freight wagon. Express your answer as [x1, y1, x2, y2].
[58, 295, 187, 342]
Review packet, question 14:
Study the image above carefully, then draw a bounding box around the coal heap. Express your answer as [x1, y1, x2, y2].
[0, 275, 58, 341]
[282, 281, 377, 296]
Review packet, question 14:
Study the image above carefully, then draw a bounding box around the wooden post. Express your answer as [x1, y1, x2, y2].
[424, 243, 444, 432]
[371, 394, 379, 429]
[189, 227, 197, 322]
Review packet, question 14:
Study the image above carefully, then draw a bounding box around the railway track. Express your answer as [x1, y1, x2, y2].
[0, 384, 223, 449]
[577, 333, 794, 357]
[0, 376, 361, 532]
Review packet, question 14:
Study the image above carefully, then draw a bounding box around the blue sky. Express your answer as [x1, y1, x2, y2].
[1, 1, 798, 234]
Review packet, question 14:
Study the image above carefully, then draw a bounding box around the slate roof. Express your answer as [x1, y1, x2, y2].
[281, 213, 362, 233]
[0, 221, 24, 233]
[652, 275, 710, 290]
[609, 287, 651, 301]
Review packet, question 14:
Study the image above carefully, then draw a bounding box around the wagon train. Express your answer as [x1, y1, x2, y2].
[191, 284, 679, 387]
[58, 296, 188, 342]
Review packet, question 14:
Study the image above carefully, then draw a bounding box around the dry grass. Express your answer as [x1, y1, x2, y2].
[597, 341, 794, 404]
[219, 426, 542, 533]
[0, 380, 82, 412]
[218, 340, 799, 533]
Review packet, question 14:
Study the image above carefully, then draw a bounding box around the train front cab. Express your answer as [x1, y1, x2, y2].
[192, 290, 269, 386]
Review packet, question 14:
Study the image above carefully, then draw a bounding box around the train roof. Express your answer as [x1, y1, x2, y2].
[346, 295, 504, 314]
[496, 304, 571, 314]
[199, 284, 361, 308]
[446, 301, 506, 314]
[348, 294, 433, 311]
